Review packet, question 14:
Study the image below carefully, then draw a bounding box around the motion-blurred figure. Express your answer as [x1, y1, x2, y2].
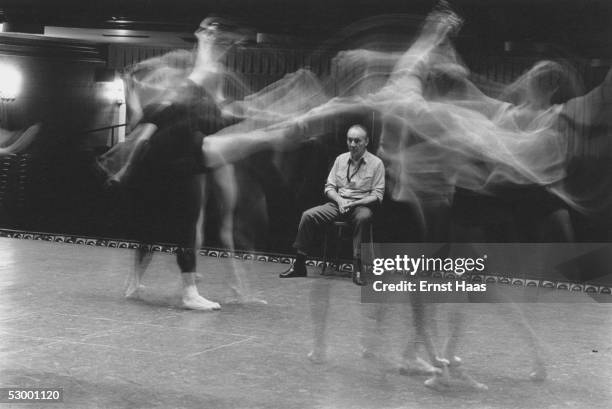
[98, 16, 306, 310]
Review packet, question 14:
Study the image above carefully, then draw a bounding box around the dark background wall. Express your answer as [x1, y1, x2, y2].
[0, 1, 611, 254]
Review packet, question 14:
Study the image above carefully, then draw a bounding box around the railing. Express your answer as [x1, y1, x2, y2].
[79, 123, 127, 146]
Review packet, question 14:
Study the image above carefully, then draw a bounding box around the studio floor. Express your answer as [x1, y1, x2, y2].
[0, 237, 611, 409]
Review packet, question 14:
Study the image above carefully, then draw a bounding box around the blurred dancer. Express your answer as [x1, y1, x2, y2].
[195, 163, 268, 304]
[304, 4, 463, 377]
[99, 16, 305, 310]
[298, 3, 494, 390]
[299, 0, 612, 380]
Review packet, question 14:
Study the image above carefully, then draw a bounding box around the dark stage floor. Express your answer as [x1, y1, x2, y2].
[0, 238, 611, 409]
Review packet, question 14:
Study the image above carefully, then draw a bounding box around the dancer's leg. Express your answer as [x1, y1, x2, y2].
[125, 186, 156, 299]
[212, 165, 266, 304]
[441, 308, 464, 362]
[441, 307, 488, 391]
[401, 198, 451, 376]
[361, 303, 387, 359]
[308, 277, 331, 363]
[504, 302, 547, 381]
[410, 294, 445, 367]
[195, 174, 207, 251]
[175, 176, 220, 311]
[202, 122, 307, 169]
[400, 300, 440, 376]
[125, 243, 152, 299]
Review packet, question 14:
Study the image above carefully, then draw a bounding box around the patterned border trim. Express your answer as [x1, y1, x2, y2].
[0, 229, 610, 296]
[0, 228, 355, 272]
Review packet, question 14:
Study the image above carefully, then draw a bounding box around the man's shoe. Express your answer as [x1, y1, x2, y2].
[279, 263, 307, 278]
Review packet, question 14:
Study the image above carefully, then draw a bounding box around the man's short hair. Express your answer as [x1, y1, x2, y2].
[347, 124, 369, 141]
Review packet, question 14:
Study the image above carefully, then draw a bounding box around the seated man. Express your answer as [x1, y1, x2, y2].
[280, 124, 384, 285]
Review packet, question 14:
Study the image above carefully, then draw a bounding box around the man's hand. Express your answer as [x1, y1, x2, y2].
[337, 198, 348, 214]
[338, 198, 355, 214]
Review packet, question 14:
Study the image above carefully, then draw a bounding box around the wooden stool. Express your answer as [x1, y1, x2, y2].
[320, 220, 373, 276]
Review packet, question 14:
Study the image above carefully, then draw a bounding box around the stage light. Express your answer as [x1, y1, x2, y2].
[0, 64, 22, 101]
[105, 77, 125, 105]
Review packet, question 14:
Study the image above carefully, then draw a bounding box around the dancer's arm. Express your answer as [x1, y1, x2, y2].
[303, 10, 464, 121]
[392, 9, 463, 79]
[332, 49, 402, 71]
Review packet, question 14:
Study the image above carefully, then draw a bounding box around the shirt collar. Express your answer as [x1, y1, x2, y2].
[348, 151, 367, 164]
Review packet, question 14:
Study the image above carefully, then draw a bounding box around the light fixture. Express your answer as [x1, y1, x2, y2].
[105, 77, 125, 105]
[0, 64, 22, 101]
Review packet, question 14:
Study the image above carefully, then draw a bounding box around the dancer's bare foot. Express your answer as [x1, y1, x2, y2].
[124, 275, 145, 299]
[125, 283, 145, 299]
[399, 357, 441, 376]
[424, 375, 451, 392]
[227, 286, 267, 305]
[425, 356, 487, 392]
[181, 293, 221, 311]
[181, 285, 220, 311]
[447, 357, 488, 391]
[424, 357, 451, 391]
[432, 356, 450, 368]
[307, 349, 326, 364]
[529, 362, 547, 382]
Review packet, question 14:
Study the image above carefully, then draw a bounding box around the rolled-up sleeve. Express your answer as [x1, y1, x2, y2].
[372, 160, 385, 202]
[324, 157, 339, 196]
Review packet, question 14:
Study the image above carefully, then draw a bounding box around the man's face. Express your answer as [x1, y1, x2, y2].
[195, 18, 242, 48]
[346, 127, 368, 158]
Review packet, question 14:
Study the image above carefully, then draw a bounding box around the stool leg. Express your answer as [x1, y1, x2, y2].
[334, 224, 343, 272]
[352, 223, 372, 286]
[321, 228, 329, 275]
[367, 223, 375, 273]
